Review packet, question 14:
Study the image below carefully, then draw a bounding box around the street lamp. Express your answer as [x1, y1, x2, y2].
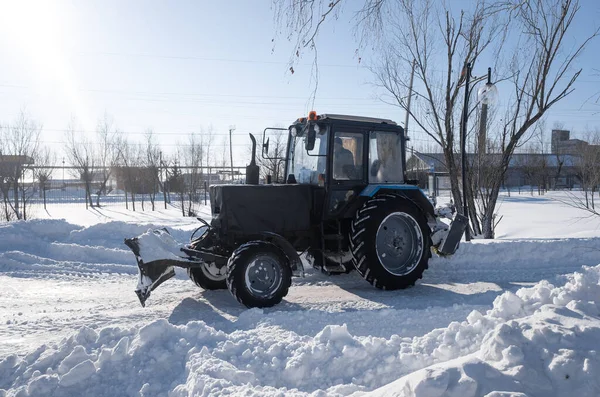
[460, 64, 498, 241]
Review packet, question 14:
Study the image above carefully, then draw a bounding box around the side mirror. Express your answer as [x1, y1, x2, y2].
[263, 137, 270, 156]
[305, 123, 316, 151]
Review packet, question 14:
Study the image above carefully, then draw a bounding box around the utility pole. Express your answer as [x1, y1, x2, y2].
[404, 59, 416, 139]
[160, 151, 167, 209]
[229, 126, 235, 182]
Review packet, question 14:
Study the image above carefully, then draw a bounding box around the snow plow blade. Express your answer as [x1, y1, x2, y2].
[436, 214, 468, 256]
[124, 229, 198, 307]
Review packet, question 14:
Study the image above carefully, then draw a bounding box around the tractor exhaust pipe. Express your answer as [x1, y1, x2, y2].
[246, 133, 260, 185]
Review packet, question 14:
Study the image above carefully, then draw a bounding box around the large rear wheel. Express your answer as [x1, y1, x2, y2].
[226, 241, 292, 308]
[350, 194, 431, 290]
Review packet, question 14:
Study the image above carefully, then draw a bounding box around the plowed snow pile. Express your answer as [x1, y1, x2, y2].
[1, 265, 599, 396]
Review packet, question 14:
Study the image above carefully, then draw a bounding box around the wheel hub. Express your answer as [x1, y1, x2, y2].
[375, 212, 423, 276]
[200, 262, 226, 281]
[245, 254, 282, 298]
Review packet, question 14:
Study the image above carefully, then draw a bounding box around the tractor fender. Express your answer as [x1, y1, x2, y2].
[360, 185, 436, 221]
[255, 232, 304, 277]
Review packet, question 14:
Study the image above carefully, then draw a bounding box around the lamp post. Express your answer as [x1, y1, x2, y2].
[460, 63, 472, 240]
[460, 64, 498, 241]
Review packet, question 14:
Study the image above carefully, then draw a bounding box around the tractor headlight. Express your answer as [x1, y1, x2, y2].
[291, 126, 298, 137]
[314, 123, 320, 134]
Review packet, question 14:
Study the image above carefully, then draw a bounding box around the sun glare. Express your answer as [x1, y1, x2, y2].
[0, 1, 94, 130]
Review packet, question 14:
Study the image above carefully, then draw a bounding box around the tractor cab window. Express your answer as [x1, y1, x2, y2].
[288, 125, 329, 185]
[333, 132, 364, 180]
[369, 131, 404, 183]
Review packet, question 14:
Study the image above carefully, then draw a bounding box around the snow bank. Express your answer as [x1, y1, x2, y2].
[371, 265, 600, 396]
[428, 237, 600, 283]
[0, 220, 194, 278]
[2, 265, 599, 396]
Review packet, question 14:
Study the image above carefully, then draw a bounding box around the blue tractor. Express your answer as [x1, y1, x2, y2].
[125, 112, 466, 308]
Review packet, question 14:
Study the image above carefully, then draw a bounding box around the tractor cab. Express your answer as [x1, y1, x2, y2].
[280, 113, 407, 221]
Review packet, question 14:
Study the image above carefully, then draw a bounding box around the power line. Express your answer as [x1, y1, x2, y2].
[0, 84, 378, 102]
[72, 50, 367, 69]
[0, 138, 252, 147]
[0, 125, 287, 137]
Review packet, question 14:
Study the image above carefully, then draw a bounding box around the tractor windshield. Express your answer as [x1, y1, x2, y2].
[287, 125, 329, 185]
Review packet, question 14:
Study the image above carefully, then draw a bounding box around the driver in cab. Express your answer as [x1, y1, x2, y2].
[333, 137, 355, 179]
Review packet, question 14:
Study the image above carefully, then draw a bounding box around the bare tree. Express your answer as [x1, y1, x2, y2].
[34, 146, 56, 211]
[0, 111, 42, 220]
[474, 0, 599, 238]
[203, 125, 215, 170]
[95, 114, 120, 207]
[116, 139, 143, 212]
[182, 133, 204, 216]
[144, 130, 162, 211]
[276, 0, 506, 225]
[167, 153, 186, 217]
[64, 119, 96, 209]
[218, 136, 229, 170]
[369, 0, 506, 237]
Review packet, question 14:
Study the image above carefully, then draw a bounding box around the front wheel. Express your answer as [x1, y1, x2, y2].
[226, 241, 292, 308]
[350, 194, 431, 290]
[188, 262, 227, 290]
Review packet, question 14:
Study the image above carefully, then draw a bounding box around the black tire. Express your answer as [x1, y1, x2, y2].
[350, 194, 432, 290]
[187, 263, 227, 290]
[226, 241, 292, 308]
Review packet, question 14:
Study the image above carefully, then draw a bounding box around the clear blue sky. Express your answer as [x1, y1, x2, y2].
[0, 0, 598, 164]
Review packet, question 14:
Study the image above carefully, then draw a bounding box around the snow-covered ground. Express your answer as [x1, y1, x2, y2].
[1, 191, 600, 396]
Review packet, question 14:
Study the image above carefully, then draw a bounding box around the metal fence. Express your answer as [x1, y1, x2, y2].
[1, 165, 248, 219]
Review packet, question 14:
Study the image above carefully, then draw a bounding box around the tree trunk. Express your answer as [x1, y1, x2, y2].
[443, 149, 463, 212]
[180, 192, 185, 217]
[124, 186, 129, 210]
[20, 185, 26, 221]
[163, 187, 167, 209]
[482, 183, 501, 239]
[13, 176, 19, 219]
[150, 191, 155, 211]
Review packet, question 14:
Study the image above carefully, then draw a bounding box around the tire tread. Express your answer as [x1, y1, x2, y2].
[350, 194, 432, 290]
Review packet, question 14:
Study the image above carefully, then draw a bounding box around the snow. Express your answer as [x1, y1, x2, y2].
[0, 192, 599, 396]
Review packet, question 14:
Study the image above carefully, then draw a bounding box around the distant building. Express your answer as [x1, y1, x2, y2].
[0, 155, 34, 177]
[407, 152, 580, 190]
[551, 129, 588, 155]
[407, 128, 600, 192]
